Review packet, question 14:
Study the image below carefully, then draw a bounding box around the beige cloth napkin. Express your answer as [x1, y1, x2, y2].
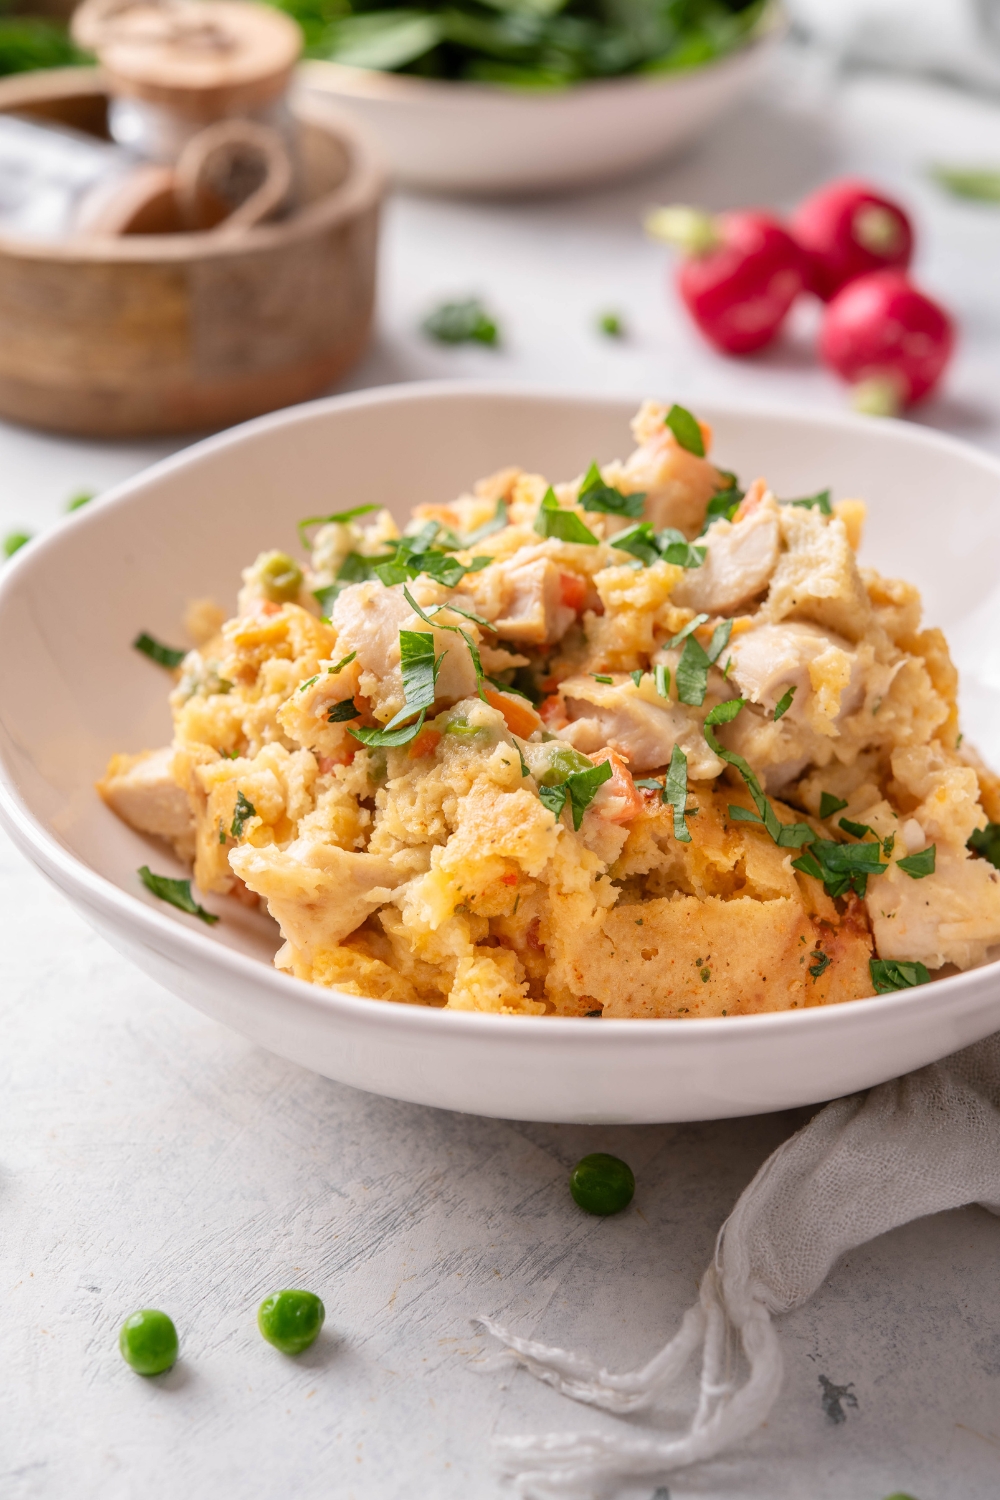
[480, 1034, 1000, 1497]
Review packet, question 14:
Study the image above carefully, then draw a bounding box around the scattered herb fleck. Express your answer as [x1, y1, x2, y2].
[422, 297, 499, 347]
[664, 403, 705, 457]
[578, 460, 645, 519]
[808, 950, 831, 981]
[133, 632, 186, 669]
[704, 700, 815, 850]
[297, 503, 378, 551]
[537, 758, 613, 830]
[597, 311, 625, 338]
[783, 489, 832, 515]
[869, 958, 931, 992]
[773, 685, 796, 721]
[230, 791, 256, 839]
[819, 792, 848, 820]
[3, 530, 31, 558]
[897, 844, 936, 878]
[67, 490, 95, 511]
[930, 165, 1000, 202]
[630, 670, 643, 687]
[328, 699, 361, 722]
[138, 866, 218, 924]
[969, 822, 1000, 869]
[534, 486, 599, 545]
[664, 743, 692, 843]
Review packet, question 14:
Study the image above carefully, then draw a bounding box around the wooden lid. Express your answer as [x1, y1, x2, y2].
[72, 0, 302, 118]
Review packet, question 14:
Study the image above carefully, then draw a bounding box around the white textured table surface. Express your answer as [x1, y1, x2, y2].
[6, 47, 1000, 1500]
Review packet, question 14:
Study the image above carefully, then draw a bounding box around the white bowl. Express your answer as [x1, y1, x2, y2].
[2, 383, 1000, 1124]
[298, 12, 780, 195]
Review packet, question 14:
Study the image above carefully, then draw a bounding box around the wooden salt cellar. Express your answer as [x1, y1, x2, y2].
[0, 66, 385, 436]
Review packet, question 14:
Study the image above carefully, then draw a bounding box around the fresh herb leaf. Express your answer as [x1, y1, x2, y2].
[808, 950, 831, 981]
[930, 166, 1000, 203]
[654, 663, 670, 699]
[516, 741, 530, 778]
[610, 521, 660, 566]
[3, 530, 31, 558]
[630, 669, 643, 687]
[783, 489, 832, 516]
[897, 844, 937, 878]
[329, 699, 361, 721]
[819, 792, 848, 820]
[700, 489, 743, 533]
[464, 499, 508, 545]
[839, 816, 876, 841]
[485, 675, 531, 701]
[349, 628, 445, 746]
[537, 758, 613, 830]
[969, 823, 1000, 869]
[664, 404, 705, 457]
[792, 839, 888, 899]
[349, 709, 428, 749]
[403, 585, 489, 699]
[675, 619, 732, 707]
[668, 614, 710, 648]
[773, 686, 796, 721]
[230, 791, 256, 838]
[664, 743, 692, 843]
[703, 700, 814, 849]
[327, 651, 357, 675]
[592, 673, 614, 684]
[423, 297, 499, 346]
[597, 311, 625, 338]
[67, 490, 94, 511]
[633, 777, 663, 792]
[299, 675, 319, 692]
[134, 631, 186, 669]
[657, 528, 707, 569]
[138, 865, 218, 925]
[869, 958, 931, 993]
[468, 556, 493, 571]
[578, 461, 645, 519]
[298, 503, 378, 550]
[533, 486, 599, 545]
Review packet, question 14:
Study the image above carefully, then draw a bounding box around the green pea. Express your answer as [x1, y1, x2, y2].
[445, 716, 483, 737]
[118, 1308, 178, 1375]
[258, 551, 303, 603]
[569, 1153, 635, 1216]
[257, 1289, 325, 1355]
[538, 745, 594, 787]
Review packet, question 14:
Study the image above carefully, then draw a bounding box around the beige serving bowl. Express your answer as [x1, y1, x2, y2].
[300, 7, 782, 195]
[0, 68, 385, 437]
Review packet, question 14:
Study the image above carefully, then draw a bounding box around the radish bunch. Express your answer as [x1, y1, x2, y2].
[646, 178, 954, 415]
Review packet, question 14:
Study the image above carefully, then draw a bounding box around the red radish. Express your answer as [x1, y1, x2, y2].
[791, 178, 913, 301]
[645, 205, 806, 355]
[819, 269, 954, 413]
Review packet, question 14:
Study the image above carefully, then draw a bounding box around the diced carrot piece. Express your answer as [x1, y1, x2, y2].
[698, 419, 713, 453]
[734, 477, 768, 521]
[408, 727, 442, 759]
[483, 687, 542, 739]
[559, 572, 588, 612]
[589, 748, 643, 823]
[538, 693, 569, 731]
[501, 871, 518, 886]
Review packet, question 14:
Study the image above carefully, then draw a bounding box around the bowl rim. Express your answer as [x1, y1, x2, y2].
[2, 377, 999, 1049]
[297, 0, 783, 105]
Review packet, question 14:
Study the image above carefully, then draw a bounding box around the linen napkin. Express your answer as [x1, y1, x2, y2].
[480, 1033, 1000, 1498]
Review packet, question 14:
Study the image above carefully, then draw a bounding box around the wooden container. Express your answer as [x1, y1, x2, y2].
[0, 68, 385, 436]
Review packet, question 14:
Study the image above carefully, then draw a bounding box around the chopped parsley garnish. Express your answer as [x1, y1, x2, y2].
[464, 499, 508, 545]
[3, 530, 31, 558]
[969, 823, 1000, 869]
[67, 490, 94, 511]
[792, 839, 888, 899]
[298, 503, 378, 550]
[349, 628, 445, 747]
[593, 673, 613, 684]
[630, 670, 643, 687]
[676, 619, 732, 707]
[773, 686, 796, 721]
[537, 758, 613, 830]
[819, 792, 848, 820]
[133, 631, 186, 669]
[329, 699, 361, 722]
[664, 404, 705, 457]
[327, 650, 357, 675]
[486, 675, 532, 701]
[869, 958, 931, 994]
[578, 461, 645, 519]
[533, 487, 599, 545]
[839, 816, 876, 841]
[597, 311, 625, 338]
[299, 675, 319, 692]
[374, 521, 469, 588]
[422, 297, 499, 347]
[664, 743, 692, 844]
[897, 844, 937, 878]
[403, 585, 488, 700]
[783, 489, 832, 516]
[700, 490, 743, 534]
[668, 614, 709, 647]
[230, 791, 256, 838]
[654, 664, 670, 698]
[611, 522, 705, 570]
[703, 700, 814, 849]
[138, 866, 218, 924]
[808, 950, 831, 981]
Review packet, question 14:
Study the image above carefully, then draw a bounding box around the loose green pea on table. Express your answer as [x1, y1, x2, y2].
[257, 1289, 325, 1355]
[569, 1153, 635, 1216]
[119, 1309, 178, 1376]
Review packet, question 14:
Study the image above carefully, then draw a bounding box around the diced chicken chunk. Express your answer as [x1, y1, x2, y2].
[616, 399, 724, 537]
[672, 496, 781, 616]
[867, 848, 1000, 972]
[727, 621, 864, 726]
[332, 580, 480, 718]
[97, 746, 195, 861]
[229, 839, 404, 961]
[555, 676, 724, 777]
[493, 556, 575, 646]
